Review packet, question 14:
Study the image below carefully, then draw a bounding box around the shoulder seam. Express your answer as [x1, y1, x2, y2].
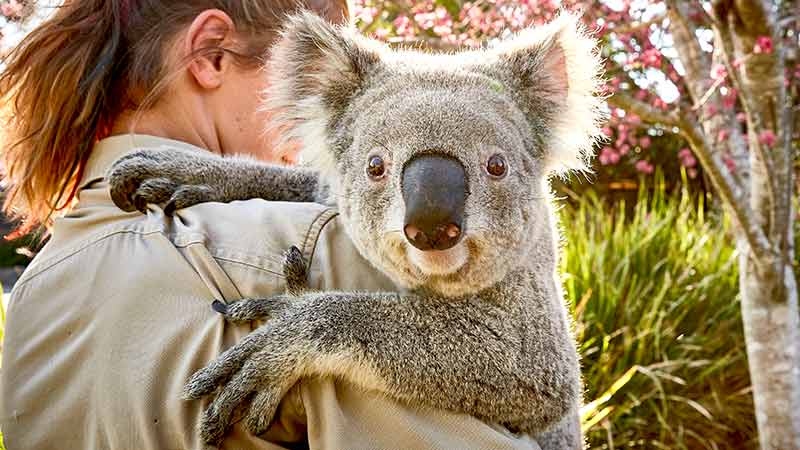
[15, 228, 164, 287]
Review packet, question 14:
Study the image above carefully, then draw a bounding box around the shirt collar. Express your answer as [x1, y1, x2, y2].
[80, 134, 207, 190]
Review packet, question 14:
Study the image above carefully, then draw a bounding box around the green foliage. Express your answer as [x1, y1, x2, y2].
[562, 174, 757, 448]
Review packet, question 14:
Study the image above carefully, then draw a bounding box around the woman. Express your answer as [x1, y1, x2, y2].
[0, 1, 540, 449]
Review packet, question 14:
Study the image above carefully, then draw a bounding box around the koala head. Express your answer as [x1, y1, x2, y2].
[266, 12, 605, 297]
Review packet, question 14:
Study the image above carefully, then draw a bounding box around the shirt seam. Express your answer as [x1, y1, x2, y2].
[303, 210, 340, 270]
[212, 256, 284, 277]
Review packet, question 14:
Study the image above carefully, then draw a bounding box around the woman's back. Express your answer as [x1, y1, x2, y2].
[0, 135, 347, 449]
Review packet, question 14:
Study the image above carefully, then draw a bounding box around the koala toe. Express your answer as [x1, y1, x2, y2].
[219, 296, 291, 323]
[131, 178, 180, 213]
[245, 389, 282, 437]
[199, 408, 228, 446]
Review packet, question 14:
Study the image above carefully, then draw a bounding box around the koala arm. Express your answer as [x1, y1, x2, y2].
[535, 413, 584, 450]
[107, 147, 326, 214]
[184, 289, 580, 446]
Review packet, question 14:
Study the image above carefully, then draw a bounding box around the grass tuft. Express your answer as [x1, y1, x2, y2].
[563, 173, 757, 448]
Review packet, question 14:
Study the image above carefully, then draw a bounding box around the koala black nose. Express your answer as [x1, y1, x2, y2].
[402, 154, 467, 252]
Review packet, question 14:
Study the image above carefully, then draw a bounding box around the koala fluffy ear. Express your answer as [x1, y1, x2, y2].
[486, 13, 606, 174]
[264, 11, 384, 175]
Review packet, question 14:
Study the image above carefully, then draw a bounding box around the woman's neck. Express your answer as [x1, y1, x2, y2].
[109, 103, 222, 155]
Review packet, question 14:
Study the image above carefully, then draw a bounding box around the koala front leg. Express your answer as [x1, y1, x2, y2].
[107, 148, 324, 213]
[185, 291, 579, 444]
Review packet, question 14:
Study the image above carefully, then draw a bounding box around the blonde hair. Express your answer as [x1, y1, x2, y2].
[0, 0, 349, 233]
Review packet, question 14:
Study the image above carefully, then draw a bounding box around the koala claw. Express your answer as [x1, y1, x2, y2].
[130, 178, 180, 213]
[163, 185, 217, 216]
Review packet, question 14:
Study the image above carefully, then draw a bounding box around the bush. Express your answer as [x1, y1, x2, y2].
[563, 174, 756, 448]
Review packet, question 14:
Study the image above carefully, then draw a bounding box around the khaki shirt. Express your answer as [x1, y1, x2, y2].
[0, 135, 539, 450]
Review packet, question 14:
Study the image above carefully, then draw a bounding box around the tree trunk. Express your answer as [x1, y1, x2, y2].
[738, 244, 800, 449]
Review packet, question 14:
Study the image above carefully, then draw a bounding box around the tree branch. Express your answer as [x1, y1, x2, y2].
[609, 12, 667, 34]
[664, 0, 712, 102]
[678, 118, 773, 262]
[713, 0, 792, 260]
[607, 90, 680, 127]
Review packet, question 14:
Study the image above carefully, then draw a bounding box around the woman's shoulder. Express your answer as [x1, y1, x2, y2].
[174, 199, 339, 273]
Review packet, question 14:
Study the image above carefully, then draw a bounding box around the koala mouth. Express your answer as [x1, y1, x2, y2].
[405, 242, 469, 276]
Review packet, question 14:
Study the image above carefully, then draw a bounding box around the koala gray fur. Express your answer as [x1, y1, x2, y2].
[107, 11, 605, 448]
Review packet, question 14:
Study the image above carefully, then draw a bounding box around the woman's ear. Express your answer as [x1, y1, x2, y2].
[185, 9, 236, 90]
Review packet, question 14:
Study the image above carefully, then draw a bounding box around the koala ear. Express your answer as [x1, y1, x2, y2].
[264, 11, 384, 176]
[486, 13, 606, 174]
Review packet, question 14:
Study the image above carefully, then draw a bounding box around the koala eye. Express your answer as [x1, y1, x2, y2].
[486, 154, 507, 178]
[366, 155, 387, 180]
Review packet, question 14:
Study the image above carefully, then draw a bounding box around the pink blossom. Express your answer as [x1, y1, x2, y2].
[635, 160, 654, 174]
[392, 15, 414, 38]
[678, 148, 697, 168]
[722, 88, 737, 109]
[753, 36, 773, 54]
[641, 48, 662, 68]
[639, 136, 651, 149]
[599, 147, 620, 166]
[758, 130, 776, 147]
[710, 64, 727, 80]
[736, 112, 747, 123]
[717, 129, 729, 142]
[688, 168, 698, 179]
[723, 157, 737, 173]
[618, 144, 631, 155]
[373, 28, 390, 39]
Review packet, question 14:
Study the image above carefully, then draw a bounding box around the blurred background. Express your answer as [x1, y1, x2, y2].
[1, 1, 799, 448]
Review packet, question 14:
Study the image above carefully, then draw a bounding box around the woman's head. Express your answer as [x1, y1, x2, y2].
[0, 0, 348, 231]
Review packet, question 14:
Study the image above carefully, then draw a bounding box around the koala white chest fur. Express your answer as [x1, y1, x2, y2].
[108, 10, 606, 449]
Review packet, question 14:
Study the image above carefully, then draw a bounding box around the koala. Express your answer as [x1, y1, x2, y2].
[108, 11, 605, 448]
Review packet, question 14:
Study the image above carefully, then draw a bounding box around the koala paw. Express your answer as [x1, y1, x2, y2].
[183, 323, 296, 444]
[107, 148, 222, 214]
[283, 246, 309, 295]
[197, 369, 285, 445]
